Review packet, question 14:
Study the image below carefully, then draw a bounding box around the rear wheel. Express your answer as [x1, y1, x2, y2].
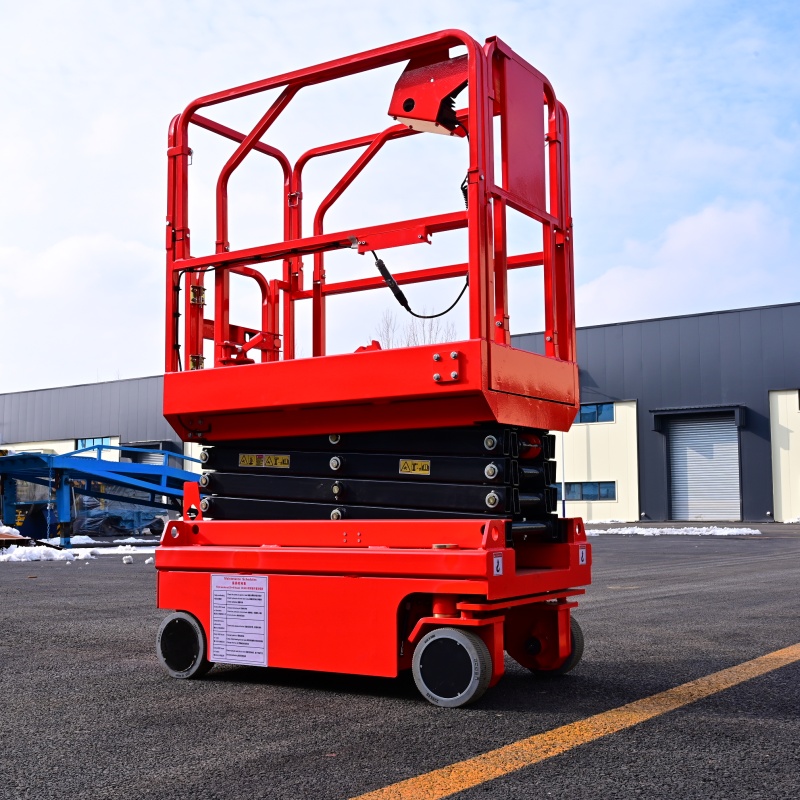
[508, 616, 584, 675]
[544, 617, 584, 675]
[412, 627, 492, 707]
[156, 611, 213, 679]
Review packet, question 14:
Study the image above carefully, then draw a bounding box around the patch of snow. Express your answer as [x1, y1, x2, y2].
[113, 537, 155, 543]
[91, 545, 157, 555]
[43, 535, 97, 545]
[586, 526, 761, 537]
[144, 557, 154, 565]
[586, 520, 625, 524]
[0, 545, 96, 562]
[783, 517, 800, 524]
[122, 555, 134, 564]
[1, 524, 21, 536]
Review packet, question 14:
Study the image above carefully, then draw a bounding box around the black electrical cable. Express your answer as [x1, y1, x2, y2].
[371, 250, 468, 319]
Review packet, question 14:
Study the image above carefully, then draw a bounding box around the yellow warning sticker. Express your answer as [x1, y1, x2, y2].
[238, 453, 291, 469]
[399, 459, 431, 476]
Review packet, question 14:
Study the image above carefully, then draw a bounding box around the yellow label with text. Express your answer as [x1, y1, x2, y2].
[399, 459, 431, 475]
[239, 453, 291, 469]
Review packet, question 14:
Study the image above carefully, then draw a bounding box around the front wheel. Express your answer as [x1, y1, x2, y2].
[412, 627, 492, 707]
[156, 611, 213, 679]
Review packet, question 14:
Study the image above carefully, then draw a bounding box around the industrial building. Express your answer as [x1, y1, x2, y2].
[515, 301, 800, 523]
[2, 302, 798, 524]
[0, 376, 187, 463]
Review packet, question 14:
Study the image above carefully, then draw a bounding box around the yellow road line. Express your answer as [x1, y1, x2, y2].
[352, 642, 800, 800]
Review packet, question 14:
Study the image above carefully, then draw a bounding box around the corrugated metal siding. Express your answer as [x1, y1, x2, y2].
[514, 302, 800, 521]
[669, 416, 740, 521]
[0, 376, 180, 447]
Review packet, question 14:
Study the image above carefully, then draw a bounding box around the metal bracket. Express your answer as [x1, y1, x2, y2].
[432, 350, 462, 383]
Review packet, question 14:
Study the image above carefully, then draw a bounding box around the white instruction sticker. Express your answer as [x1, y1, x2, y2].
[210, 574, 268, 666]
[579, 545, 587, 565]
[493, 551, 503, 576]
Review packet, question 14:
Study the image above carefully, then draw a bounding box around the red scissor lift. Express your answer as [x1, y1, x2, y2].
[156, 30, 591, 706]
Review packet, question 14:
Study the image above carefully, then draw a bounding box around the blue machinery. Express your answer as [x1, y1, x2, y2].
[0, 445, 201, 547]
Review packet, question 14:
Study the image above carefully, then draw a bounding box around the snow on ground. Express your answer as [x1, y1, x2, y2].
[1, 524, 21, 536]
[42, 535, 98, 545]
[113, 537, 158, 543]
[99, 544, 157, 554]
[0, 545, 96, 562]
[586, 526, 761, 536]
[39, 537, 156, 553]
[41, 535, 157, 546]
[1, 543, 157, 562]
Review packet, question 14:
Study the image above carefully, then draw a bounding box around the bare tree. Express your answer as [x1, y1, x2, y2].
[372, 310, 457, 348]
[374, 309, 400, 349]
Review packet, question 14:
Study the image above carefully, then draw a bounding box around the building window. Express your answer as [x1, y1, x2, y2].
[76, 437, 111, 450]
[554, 481, 617, 501]
[578, 403, 614, 423]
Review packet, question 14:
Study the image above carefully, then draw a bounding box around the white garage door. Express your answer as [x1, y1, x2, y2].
[669, 415, 741, 521]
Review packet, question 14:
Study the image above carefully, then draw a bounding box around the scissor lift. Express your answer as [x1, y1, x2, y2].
[156, 30, 591, 706]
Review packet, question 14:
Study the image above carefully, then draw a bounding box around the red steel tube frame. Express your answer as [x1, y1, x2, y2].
[164, 30, 577, 440]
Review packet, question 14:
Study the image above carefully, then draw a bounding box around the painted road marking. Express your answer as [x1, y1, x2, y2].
[351, 642, 800, 800]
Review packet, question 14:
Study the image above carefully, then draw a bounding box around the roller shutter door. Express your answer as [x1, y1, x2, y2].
[669, 415, 740, 521]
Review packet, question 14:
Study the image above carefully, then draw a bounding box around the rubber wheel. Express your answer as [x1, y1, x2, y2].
[156, 611, 213, 679]
[533, 617, 584, 676]
[412, 627, 492, 707]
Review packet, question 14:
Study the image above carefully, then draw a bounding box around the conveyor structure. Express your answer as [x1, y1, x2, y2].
[0, 445, 200, 546]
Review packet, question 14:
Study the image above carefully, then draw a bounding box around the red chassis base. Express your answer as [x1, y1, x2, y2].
[155, 501, 591, 701]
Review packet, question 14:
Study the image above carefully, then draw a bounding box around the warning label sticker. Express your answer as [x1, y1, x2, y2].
[399, 459, 431, 476]
[493, 552, 504, 576]
[210, 574, 268, 666]
[238, 453, 290, 469]
[579, 545, 587, 565]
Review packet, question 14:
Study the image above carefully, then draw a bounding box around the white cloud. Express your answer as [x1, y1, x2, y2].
[575, 202, 797, 326]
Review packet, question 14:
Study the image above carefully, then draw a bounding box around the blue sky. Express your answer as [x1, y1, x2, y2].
[1, 0, 798, 394]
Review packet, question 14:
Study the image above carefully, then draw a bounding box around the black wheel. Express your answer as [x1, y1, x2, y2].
[530, 617, 584, 676]
[412, 627, 492, 707]
[156, 611, 213, 679]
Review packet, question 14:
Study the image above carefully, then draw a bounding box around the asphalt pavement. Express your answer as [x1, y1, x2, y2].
[1, 528, 798, 799]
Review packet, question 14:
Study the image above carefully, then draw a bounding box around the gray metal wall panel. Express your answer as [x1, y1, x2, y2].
[697, 314, 722, 406]
[604, 325, 625, 396]
[0, 376, 180, 449]
[762, 308, 785, 385]
[659, 321, 682, 407]
[621, 324, 643, 402]
[678, 316, 701, 403]
[514, 302, 800, 522]
[32, 391, 44, 442]
[782, 307, 800, 382]
[718, 312, 743, 404]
